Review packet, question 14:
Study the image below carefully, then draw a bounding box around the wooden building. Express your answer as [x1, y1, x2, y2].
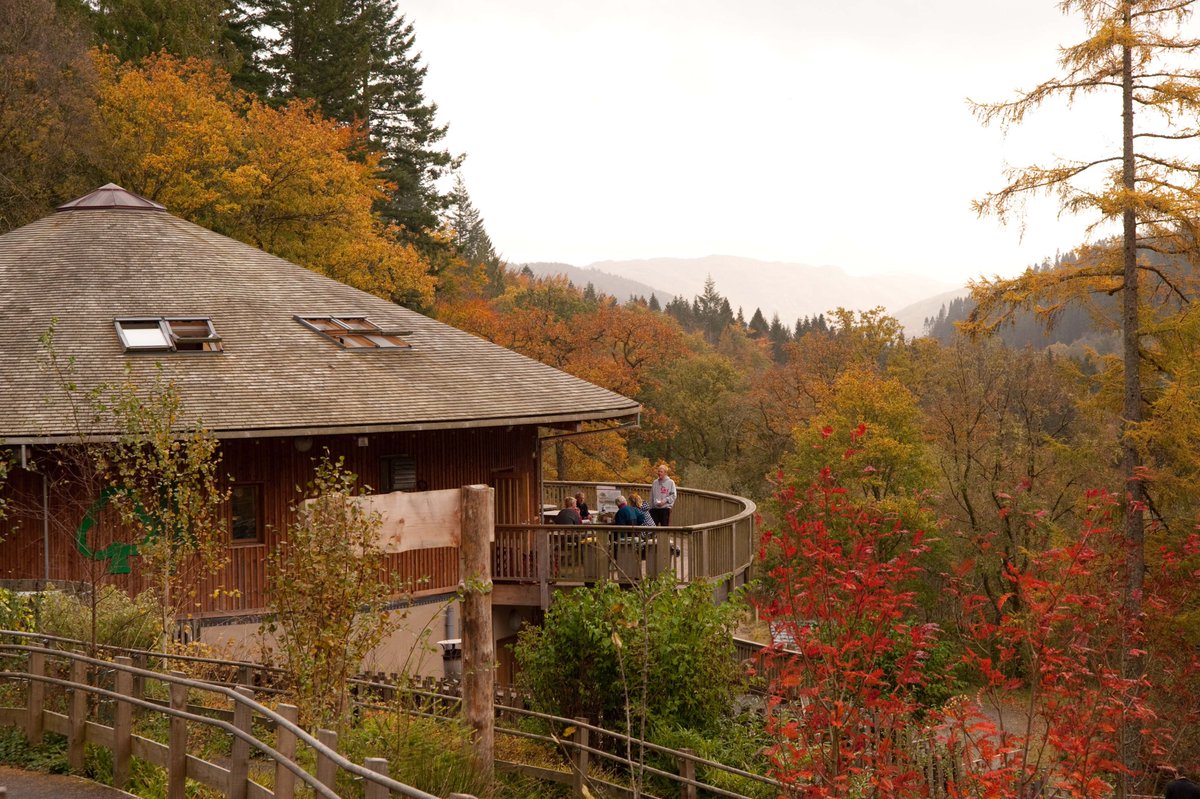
[0, 185, 639, 666]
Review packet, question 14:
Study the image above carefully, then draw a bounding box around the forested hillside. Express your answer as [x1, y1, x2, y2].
[6, 1, 1200, 794]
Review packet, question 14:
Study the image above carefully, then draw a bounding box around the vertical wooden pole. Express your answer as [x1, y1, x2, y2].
[26, 651, 45, 744]
[168, 673, 188, 799]
[113, 656, 133, 790]
[460, 485, 495, 779]
[67, 659, 87, 772]
[572, 718, 590, 797]
[364, 757, 389, 799]
[536, 527, 551, 609]
[274, 704, 299, 799]
[678, 747, 697, 799]
[228, 687, 253, 799]
[315, 728, 338, 793]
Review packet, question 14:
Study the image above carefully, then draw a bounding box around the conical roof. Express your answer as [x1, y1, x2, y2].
[56, 183, 166, 212]
[0, 187, 639, 441]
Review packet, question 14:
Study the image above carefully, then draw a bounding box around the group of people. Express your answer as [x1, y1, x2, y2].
[551, 464, 677, 527]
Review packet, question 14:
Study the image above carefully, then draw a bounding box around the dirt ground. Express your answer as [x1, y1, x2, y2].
[0, 765, 136, 799]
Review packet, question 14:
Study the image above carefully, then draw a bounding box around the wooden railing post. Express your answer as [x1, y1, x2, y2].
[536, 527, 550, 608]
[25, 650, 45, 744]
[316, 728, 338, 793]
[364, 757, 389, 799]
[461, 485, 495, 779]
[678, 747, 697, 799]
[572, 717, 590, 796]
[113, 656, 133, 790]
[228, 686, 253, 799]
[274, 704, 299, 799]
[168, 673, 188, 799]
[67, 658, 87, 771]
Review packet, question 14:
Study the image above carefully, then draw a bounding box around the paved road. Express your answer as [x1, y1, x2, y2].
[0, 766, 136, 799]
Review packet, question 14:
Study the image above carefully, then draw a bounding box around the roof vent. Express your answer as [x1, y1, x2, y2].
[57, 184, 166, 212]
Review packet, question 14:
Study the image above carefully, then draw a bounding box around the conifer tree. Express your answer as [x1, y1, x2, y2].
[968, 2, 1200, 790]
[261, 0, 460, 242]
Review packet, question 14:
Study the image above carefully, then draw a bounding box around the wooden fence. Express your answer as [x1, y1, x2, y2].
[0, 641, 470, 799]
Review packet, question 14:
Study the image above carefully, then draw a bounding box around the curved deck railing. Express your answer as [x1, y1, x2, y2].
[492, 481, 756, 599]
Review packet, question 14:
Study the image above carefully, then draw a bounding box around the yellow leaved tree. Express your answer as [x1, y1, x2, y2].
[93, 52, 434, 308]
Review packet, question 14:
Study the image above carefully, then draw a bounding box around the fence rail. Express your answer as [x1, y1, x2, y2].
[0, 632, 782, 799]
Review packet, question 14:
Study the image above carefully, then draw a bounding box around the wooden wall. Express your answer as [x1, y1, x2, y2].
[0, 425, 540, 619]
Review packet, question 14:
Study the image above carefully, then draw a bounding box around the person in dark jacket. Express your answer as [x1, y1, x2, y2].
[553, 496, 583, 525]
[613, 496, 639, 526]
[1166, 775, 1200, 799]
[574, 491, 591, 522]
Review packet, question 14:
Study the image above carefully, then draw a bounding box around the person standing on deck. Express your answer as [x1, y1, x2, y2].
[649, 464, 676, 526]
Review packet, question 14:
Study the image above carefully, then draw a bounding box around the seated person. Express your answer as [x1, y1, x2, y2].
[628, 492, 656, 526]
[553, 496, 583, 525]
[574, 491, 591, 522]
[613, 495, 639, 526]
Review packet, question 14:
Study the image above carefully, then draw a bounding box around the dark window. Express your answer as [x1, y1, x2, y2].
[115, 317, 222, 353]
[381, 455, 417, 492]
[296, 316, 412, 350]
[230, 484, 261, 542]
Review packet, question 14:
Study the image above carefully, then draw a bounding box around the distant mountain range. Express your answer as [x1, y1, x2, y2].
[519, 255, 959, 335]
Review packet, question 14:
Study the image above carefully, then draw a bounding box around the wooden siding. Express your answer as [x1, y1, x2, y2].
[0, 425, 540, 618]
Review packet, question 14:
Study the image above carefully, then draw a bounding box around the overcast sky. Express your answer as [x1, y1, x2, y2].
[403, 1, 1123, 285]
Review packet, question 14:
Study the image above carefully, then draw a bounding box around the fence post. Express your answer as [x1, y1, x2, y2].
[26, 650, 45, 744]
[113, 656, 133, 789]
[67, 658, 87, 772]
[364, 757, 389, 799]
[274, 704, 299, 799]
[572, 717, 590, 796]
[168, 673, 188, 799]
[228, 686, 253, 799]
[678, 747, 697, 799]
[316, 728, 338, 793]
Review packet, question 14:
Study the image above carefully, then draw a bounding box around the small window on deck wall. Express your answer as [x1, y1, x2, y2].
[115, 318, 222, 352]
[295, 316, 411, 349]
[381, 455, 417, 492]
[230, 484, 261, 543]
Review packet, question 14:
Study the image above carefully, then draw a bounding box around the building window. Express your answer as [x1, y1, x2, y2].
[230, 484, 261, 543]
[115, 318, 222, 352]
[296, 316, 411, 349]
[381, 455, 417, 492]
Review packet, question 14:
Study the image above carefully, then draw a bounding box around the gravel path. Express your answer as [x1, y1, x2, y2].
[0, 765, 137, 799]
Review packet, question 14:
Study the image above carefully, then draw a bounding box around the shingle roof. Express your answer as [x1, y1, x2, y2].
[0, 186, 640, 442]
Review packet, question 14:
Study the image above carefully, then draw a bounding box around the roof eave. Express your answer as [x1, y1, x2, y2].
[1, 405, 642, 446]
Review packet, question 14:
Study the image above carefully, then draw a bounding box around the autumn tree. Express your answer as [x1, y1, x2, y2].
[968, 4, 1200, 785]
[0, 0, 98, 232]
[757, 467, 937, 798]
[93, 52, 435, 307]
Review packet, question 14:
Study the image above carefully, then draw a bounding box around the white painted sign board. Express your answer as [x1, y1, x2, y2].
[595, 485, 620, 514]
[303, 488, 494, 554]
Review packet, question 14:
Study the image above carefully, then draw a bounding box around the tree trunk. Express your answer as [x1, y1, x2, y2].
[1118, 4, 1146, 793]
[555, 440, 567, 481]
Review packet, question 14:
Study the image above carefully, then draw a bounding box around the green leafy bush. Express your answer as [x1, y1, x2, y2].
[515, 572, 744, 734]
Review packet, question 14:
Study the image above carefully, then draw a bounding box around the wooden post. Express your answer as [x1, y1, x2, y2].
[113, 656, 133, 790]
[26, 650, 45, 744]
[67, 659, 87, 772]
[572, 718, 590, 797]
[168, 673, 188, 799]
[274, 704, 299, 799]
[315, 728, 338, 793]
[364, 757, 389, 799]
[536, 527, 551, 609]
[678, 747, 697, 799]
[460, 484, 495, 778]
[228, 687, 253, 799]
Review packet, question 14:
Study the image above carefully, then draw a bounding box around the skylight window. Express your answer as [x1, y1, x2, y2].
[115, 318, 222, 353]
[296, 316, 412, 349]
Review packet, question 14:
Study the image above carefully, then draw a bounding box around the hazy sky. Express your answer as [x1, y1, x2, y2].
[403, 1, 1123, 285]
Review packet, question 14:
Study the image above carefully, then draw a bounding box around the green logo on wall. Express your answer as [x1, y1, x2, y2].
[75, 487, 154, 575]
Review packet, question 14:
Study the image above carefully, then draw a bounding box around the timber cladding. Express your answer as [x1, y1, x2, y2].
[0, 425, 538, 620]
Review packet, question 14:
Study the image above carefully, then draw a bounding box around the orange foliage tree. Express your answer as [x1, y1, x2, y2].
[93, 52, 434, 307]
